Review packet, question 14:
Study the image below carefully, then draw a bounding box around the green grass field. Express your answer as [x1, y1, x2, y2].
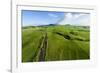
[22, 25, 90, 62]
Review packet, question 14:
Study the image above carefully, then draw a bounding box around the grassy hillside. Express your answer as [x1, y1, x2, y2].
[22, 25, 90, 62]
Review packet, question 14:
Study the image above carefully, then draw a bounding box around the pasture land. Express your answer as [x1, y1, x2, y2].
[22, 25, 90, 62]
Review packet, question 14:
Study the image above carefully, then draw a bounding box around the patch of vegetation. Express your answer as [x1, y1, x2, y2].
[22, 25, 90, 62]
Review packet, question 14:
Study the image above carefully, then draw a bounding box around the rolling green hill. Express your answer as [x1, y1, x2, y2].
[22, 25, 90, 62]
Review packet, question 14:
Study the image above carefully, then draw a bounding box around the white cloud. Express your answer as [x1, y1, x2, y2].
[74, 14, 88, 19]
[74, 14, 80, 18]
[58, 13, 90, 26]
[65, 13, 73, 18]
[48, 13, 58, 18]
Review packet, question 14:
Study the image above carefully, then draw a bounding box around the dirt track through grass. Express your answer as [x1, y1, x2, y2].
[38, 32, 48, 61]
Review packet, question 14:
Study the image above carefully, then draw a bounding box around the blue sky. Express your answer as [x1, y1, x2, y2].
[22, 10, 90, 26]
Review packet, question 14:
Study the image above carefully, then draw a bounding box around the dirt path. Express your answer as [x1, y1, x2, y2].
[38, 32, 48, 61]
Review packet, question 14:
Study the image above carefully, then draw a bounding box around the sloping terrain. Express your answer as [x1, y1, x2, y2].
[22, 25, 90, 62]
